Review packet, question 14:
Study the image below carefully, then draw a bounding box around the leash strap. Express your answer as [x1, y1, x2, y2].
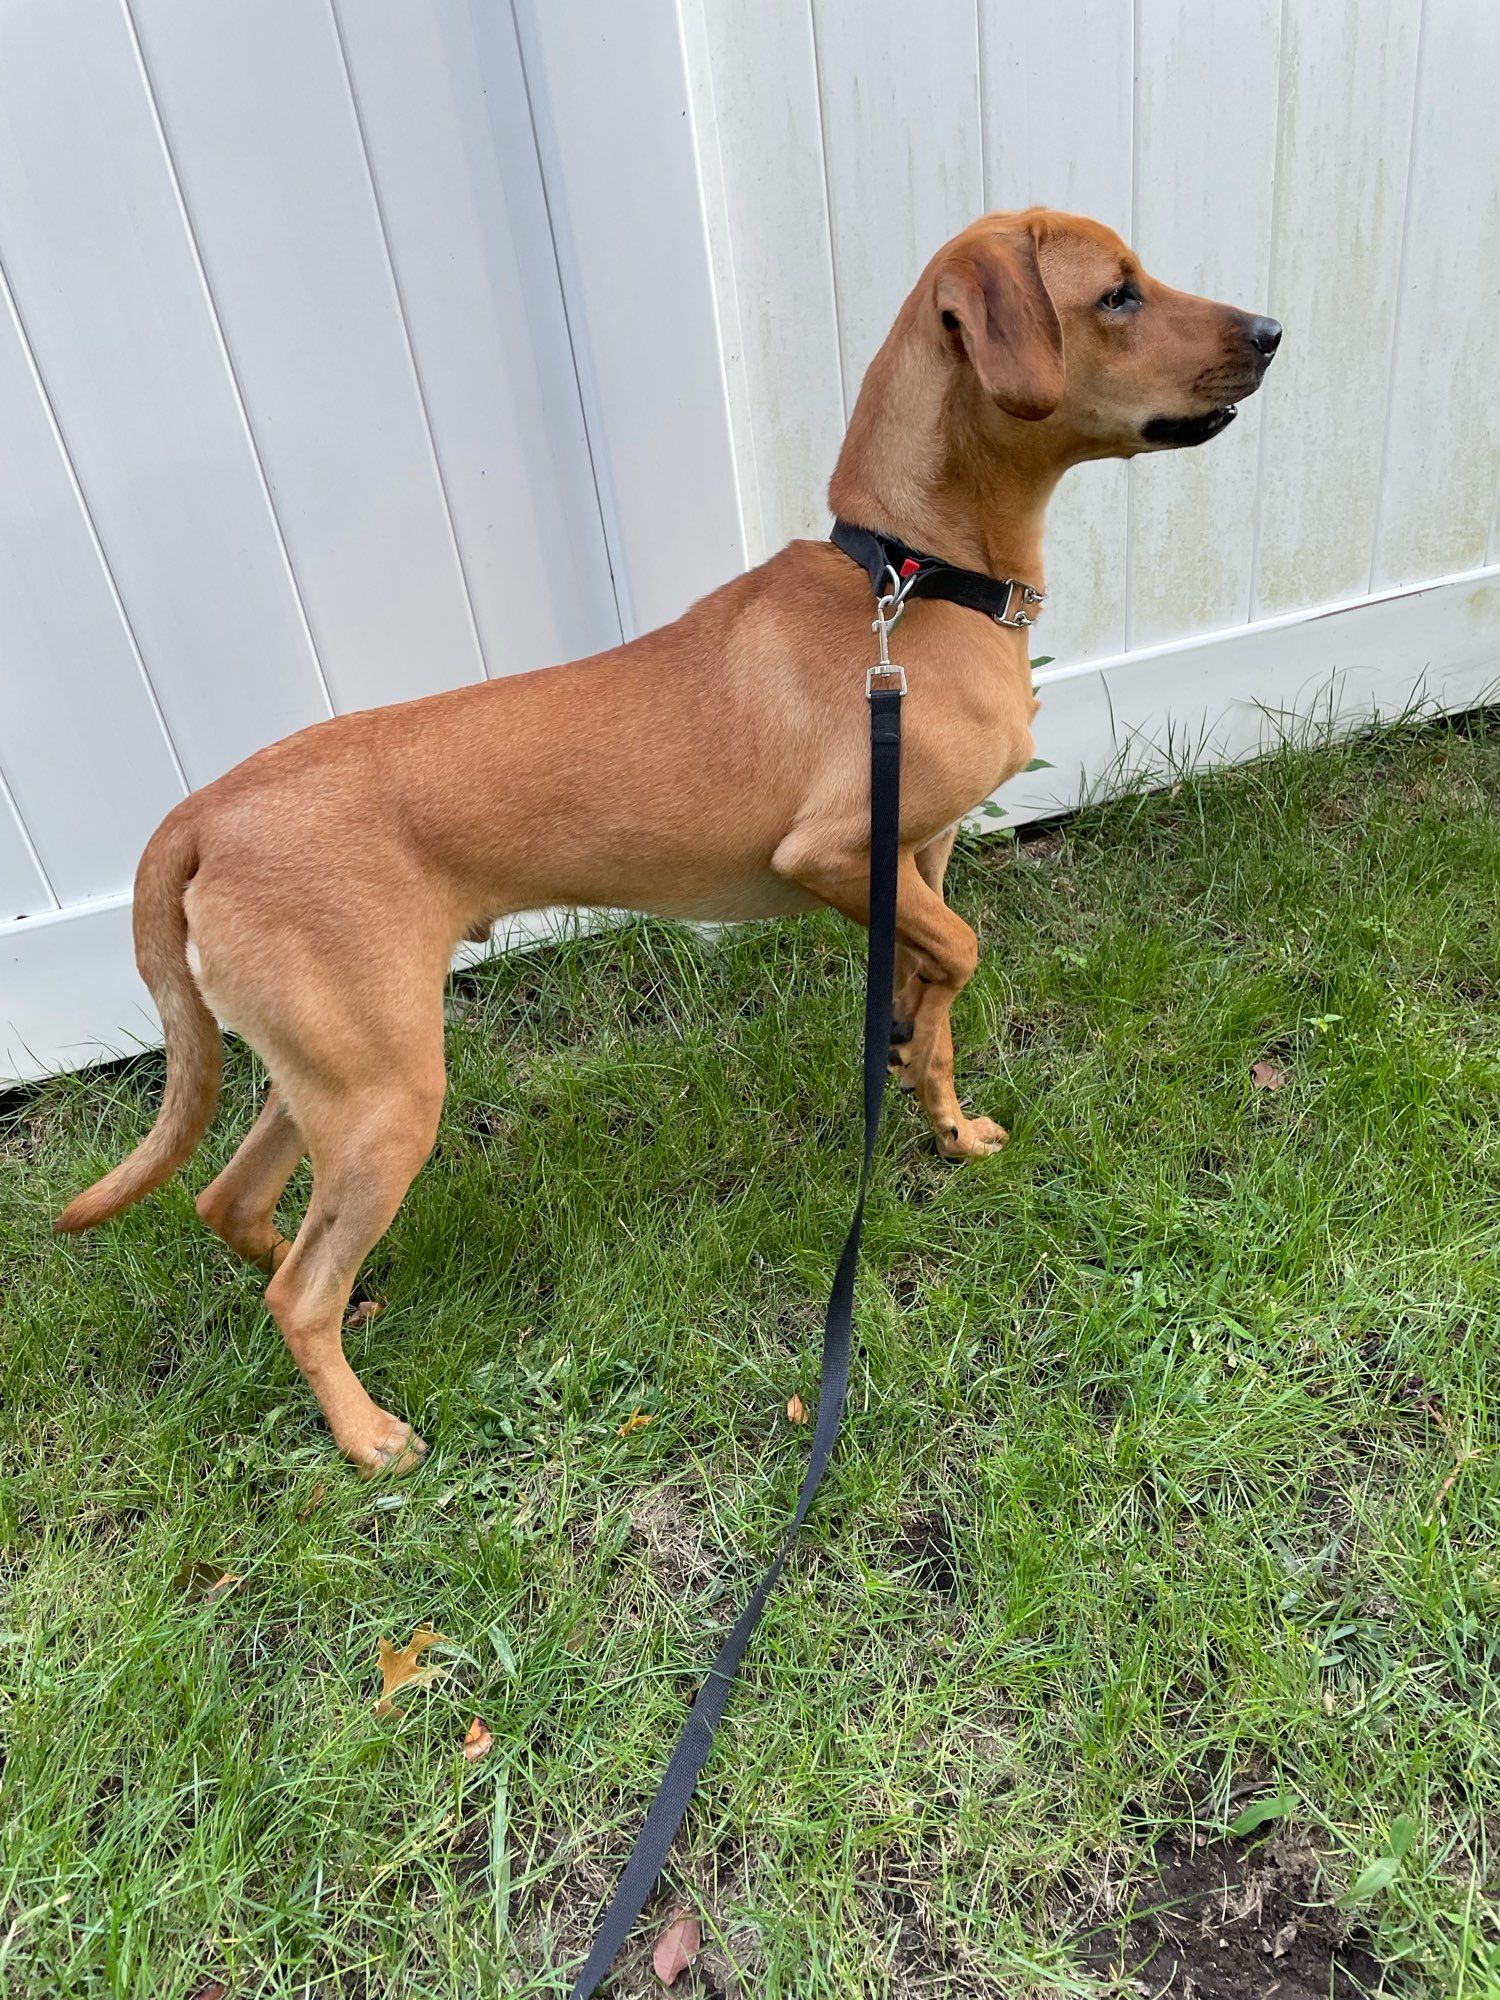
[568, 683, 903, 1998]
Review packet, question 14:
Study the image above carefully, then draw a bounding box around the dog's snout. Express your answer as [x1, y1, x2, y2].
[1247, 315, 1282, 359]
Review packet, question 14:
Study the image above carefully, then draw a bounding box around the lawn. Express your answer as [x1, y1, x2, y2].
[3, 716, 1499, 1998]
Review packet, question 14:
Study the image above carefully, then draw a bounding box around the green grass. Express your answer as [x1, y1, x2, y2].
[3, 716, 1500, 1998]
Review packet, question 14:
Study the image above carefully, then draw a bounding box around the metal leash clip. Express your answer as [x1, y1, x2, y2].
[866, 562, 913, 698]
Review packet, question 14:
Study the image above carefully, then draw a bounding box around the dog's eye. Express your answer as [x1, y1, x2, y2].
[1098, 282, 1142, 314]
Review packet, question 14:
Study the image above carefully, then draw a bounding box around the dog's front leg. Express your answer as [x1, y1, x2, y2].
[780, 839, 1006, 1161]
[890, 867, 1006, 1161]
[891, 826, 960, 1085]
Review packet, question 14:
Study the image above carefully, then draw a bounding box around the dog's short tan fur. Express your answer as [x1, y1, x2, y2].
[58, 210, 1278, 1475]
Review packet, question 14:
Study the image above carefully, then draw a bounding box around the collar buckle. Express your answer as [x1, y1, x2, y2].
[995, 579, 1047, 629]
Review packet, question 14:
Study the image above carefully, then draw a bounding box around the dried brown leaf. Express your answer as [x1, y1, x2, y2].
[174, 1560, 241, 1605]
[652, 1911, 701, 1986]
[462, 1715, 494, 1762]
[786, 1394, 808, 1426]
[374, 1625, 446, 1717]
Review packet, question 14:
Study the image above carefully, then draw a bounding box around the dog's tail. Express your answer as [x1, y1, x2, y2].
[55, 812, 222, 1234]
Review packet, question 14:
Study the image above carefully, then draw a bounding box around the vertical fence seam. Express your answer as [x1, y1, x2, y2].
[807, 0, 849, 429]
[120, 0, 335, 723]
[0, 241, 190, 810]
[1368, 0, 1429, 595]
[326, 0, 492, 681]
[1246, 0, 1291, 624]
[504, 0, 628, 644]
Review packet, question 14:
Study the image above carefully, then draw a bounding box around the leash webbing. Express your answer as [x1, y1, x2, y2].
[567, 683, 903, 1997]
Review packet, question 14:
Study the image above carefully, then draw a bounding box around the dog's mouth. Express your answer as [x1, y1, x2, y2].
[1140, 403, 1238, 448]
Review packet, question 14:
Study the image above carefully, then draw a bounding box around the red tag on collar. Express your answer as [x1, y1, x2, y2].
[899, 557, 921, 580]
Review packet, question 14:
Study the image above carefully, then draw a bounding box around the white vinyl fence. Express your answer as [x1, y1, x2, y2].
[3, 0, 1498, 1082]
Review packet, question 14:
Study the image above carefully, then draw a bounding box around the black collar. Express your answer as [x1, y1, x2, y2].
[831, 518, 1045, 629]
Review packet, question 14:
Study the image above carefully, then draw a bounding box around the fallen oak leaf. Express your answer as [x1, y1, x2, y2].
[374, 1626, 446, 1717]
[617, 1408, 653, 1439]
[786, 1394, 808, 1426]
[461, 1715, 494, 1762]
[1250, 1060, 1286, 1091]
[652, 1911, 700, 1986]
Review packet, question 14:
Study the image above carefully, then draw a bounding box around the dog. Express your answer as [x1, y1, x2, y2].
[57, 208, 1280, 1475]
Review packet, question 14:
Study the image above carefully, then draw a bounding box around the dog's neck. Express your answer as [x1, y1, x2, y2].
[827, 307, 1066, 600]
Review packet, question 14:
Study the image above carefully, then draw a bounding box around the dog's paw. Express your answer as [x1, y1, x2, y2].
[936, 1115, 1008, 1161]
[352, 1418, 429, 1480]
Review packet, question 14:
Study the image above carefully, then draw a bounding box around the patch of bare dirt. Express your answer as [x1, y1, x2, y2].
[894, 1510, 960, 1598]
[1079, 1834, 1388, 1998]
[1016, 823, 1070, 865]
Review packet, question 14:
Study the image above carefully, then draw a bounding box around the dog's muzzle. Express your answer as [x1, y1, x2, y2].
[1142, 316, 1282, 448]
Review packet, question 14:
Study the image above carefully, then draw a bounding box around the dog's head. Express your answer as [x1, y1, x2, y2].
[931, 208, 1280, 461]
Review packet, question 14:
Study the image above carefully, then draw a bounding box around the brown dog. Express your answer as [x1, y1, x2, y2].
[57, 209, 1279, 1475]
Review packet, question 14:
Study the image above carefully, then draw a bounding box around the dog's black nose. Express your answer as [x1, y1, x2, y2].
[1248, 315, 1282, 358]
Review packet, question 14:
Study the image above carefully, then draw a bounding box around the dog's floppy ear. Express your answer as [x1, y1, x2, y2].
[935, 227, 1064, 421]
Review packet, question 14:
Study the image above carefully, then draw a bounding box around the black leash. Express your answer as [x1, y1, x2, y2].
[567, 588, 907, 1997]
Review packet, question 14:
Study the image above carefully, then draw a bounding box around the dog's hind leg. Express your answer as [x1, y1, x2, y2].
[263, 1062, 445, 1477]
[183, 877, 456, 1471]
[196, 1087, 305, 1272]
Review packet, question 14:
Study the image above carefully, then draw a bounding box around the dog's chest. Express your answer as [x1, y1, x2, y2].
[907, 665, 1034, 833]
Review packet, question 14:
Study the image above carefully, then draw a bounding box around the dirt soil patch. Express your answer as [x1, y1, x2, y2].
[1079, 1834, 1388, 1998]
